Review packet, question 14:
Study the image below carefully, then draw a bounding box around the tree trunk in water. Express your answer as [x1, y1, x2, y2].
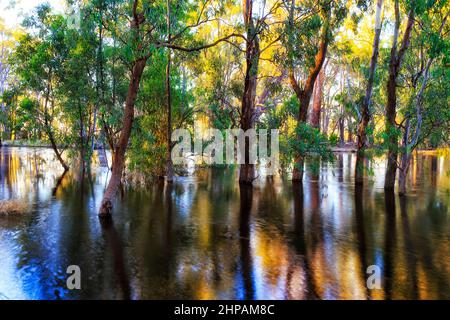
[385, 64, 399, 190]
[239, 0, 259, 185]
[291, 92, 311, 181]
[166, 52, 174, 182]
[289, 9, 330, 182]
[292, 155, 304, 181]
[356, 0, 383, 184]
[398, 153, 411, 196]
[385, 68, 398, 190]
[384, 2, 415, 190]
[47, 128, 69, 171]
[166, 0, 174, 183]
[397, 47, 439, 193]
[99, 58, 147, 217]
[384, 0, 401, 190]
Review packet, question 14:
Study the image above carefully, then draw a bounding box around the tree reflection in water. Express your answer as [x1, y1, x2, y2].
[0, 147, 448, 299]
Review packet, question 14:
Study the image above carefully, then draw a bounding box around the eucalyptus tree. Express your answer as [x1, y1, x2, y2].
[355, 0, 384, 184]
[92, 0, 129, 168]
[384, 0, 416, 190]
[98, 0, 242, 217]
[238, 0, 283, 184]
[238, 0, 261, 183]
[397, 3, 448, 194]
[0, 19, 14, 146]
[1, 84, 22, 140]
[310, 60, 327, 129]
[12, 4, 70, 170]
[283, 0, 348, 181]
[58, 8, 98, 173]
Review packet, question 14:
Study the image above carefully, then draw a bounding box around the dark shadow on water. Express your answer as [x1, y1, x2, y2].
[399, 196, 418, 299]
[354, 186, 369, 299]
[52, 169, 68, 196]
[100, 218, 131, 300]
[291, 182, 319, 299]
[383, 191, 396, 300]
[164, 182, 173, 280]
[239, 185, 254, 300]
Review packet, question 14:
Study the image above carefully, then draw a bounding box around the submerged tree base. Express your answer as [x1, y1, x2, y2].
[239, 164, 255, 185]
[99, 200, 113, 219]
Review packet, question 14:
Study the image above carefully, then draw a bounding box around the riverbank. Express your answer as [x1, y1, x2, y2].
[1, 140, 53, 148]
[2, 140, 447, 156]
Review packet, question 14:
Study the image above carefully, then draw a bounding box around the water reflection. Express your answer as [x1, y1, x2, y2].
[354, 187, 369, 299]
[238, 185, 254, 300]
[99, 219, 131, 300]
[0, 147, 449, 300]
[291, 182, 318, 299]
[383, 191, 396, 300]
[399, 196, 418, 300]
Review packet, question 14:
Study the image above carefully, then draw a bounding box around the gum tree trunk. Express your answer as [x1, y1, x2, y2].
[310, 66, 325, 129]
[338, 116, 345, 146]
[239, 0, 259, 184]
[289, 8, 330, 182]
[355, 0, 383, 184]
[384, 1, 415, 190]
[397, 12, 447, 194]
[99, 58, 147, 217]
[98, 0, 242, 217]
[99, 0, 148, 217]
[398, 152, 411, 195]
[166, 0, 174, 183]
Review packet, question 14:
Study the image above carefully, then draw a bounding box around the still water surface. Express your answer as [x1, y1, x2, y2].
[0, 147, 448, 300]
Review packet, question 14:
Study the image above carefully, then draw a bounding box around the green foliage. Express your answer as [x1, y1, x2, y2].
[128, 50, 194, 176]
[280, 0, 348, 71]
[1, 0, 448, 182]
[288, 123, 335, 169]
[375, 124, 402, 156]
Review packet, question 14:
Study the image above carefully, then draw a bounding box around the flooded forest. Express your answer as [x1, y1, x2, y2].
[0, 0, 448, 300]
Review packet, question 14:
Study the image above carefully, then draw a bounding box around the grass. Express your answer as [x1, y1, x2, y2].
[2, 140, 51, 148]
[0, 200, 29, 216]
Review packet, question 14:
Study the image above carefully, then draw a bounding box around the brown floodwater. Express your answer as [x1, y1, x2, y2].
[0, 147, 448, 300]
